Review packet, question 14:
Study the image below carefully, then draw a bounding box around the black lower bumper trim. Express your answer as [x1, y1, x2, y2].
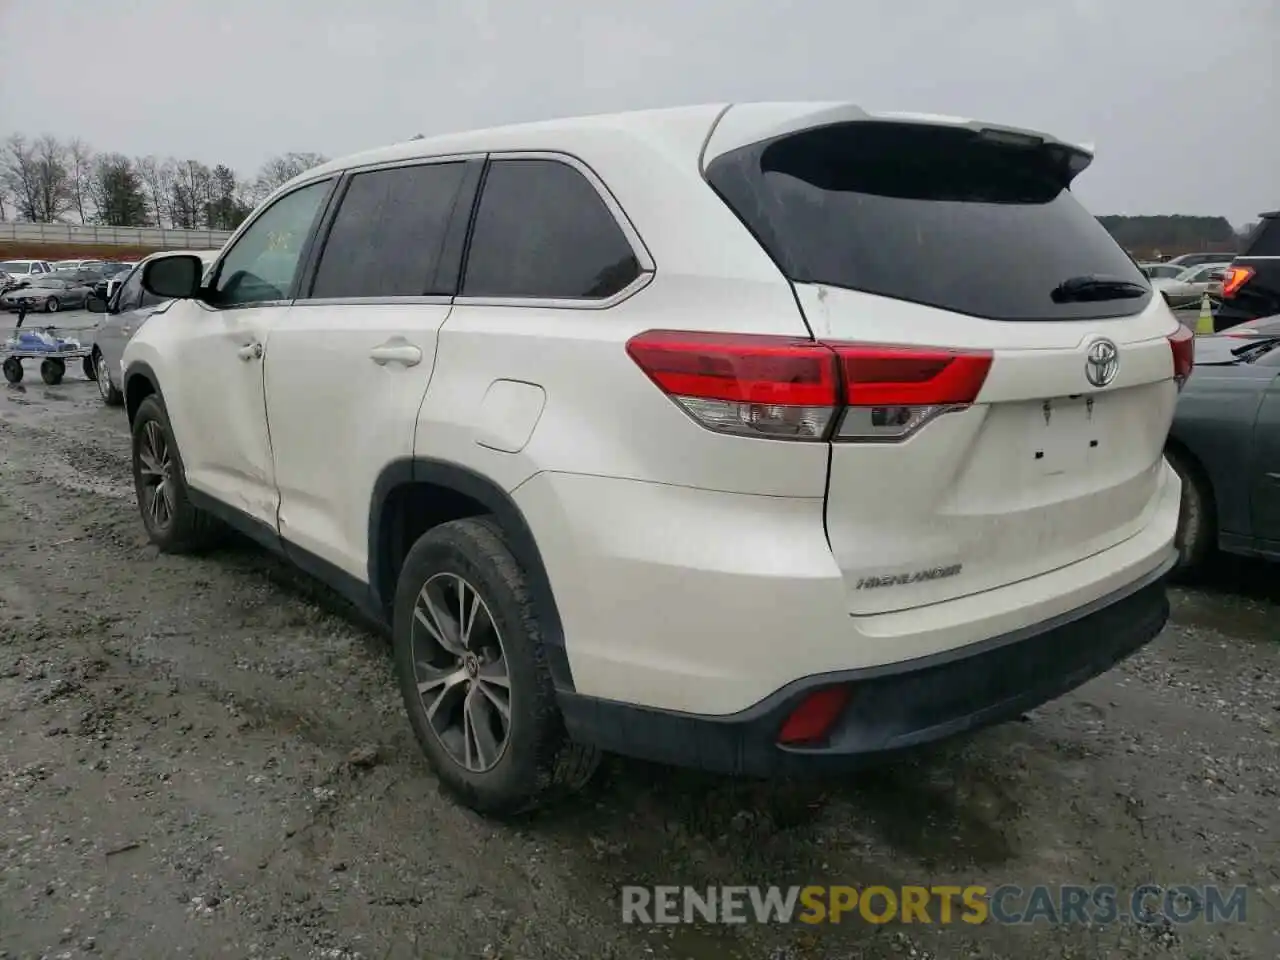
[558, 552, 1174, 777]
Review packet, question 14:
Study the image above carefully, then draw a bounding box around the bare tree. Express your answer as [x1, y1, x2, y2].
[1, 134, 41, 221]
[253, 152, 328, 201]
[169, 159, 213, 229]
[1, 135, 74, 222]
[134, 155, 174, 227]
[68, 138, 95, 223]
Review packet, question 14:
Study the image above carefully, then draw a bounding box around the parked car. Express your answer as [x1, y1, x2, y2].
[1139, 262, 1184, 280]
[0, 259, 53, 280]
[120, 102, 1187, 815]
[0, 270, 17, 294]
[1214, 211, 1280, 332]
[52, 268, 108, 287]
[87, 250, 218, 406]
[1218, 313, 1280, 340]
[89, 262, 133, 298]
[0, 275, 94, 313]
[101, 261, 139, 301]
[1151, 262, 1232, 307]
[1165, 333, 1280, 575]
[1166, 251, 1237, 269]
[53, 259, 106, 272]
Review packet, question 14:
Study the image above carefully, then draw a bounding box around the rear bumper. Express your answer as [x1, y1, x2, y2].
[559, 549, 1174, 776]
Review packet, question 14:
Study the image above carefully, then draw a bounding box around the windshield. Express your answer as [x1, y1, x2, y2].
[707, 121, 1150, 321]
[27, 277, 62, 289]
[0, 261, 32, 272]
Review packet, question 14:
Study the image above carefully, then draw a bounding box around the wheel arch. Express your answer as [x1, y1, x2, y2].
[369, 458, 575, 691]
[123, 360, 165, 426]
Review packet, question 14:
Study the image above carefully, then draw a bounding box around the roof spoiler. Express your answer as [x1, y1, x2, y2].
[709, 104, 1095, 186]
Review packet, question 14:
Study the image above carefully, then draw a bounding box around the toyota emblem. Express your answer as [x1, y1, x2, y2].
[1085, 338, 1119, 388]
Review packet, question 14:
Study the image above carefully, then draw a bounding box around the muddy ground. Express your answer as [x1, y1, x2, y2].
[1, 336, 1277, 960]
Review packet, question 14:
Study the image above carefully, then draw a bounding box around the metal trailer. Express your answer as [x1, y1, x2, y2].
[2, 329, 95, 386]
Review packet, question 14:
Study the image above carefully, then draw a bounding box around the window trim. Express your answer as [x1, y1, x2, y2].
[295, 152, 486, 307]
[200, 175, 338, 314]
[453, 150, 656, 310]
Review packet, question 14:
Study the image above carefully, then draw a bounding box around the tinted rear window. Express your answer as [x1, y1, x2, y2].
[1243, 218, 1280, 257]
[706, 122, 1151, 321]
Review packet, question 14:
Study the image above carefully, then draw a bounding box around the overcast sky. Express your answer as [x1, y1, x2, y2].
[1, 0, 1274, 224]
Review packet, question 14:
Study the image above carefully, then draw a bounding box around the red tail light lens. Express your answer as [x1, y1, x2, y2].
[778, 686, 851, 746]
[1220, 265, 1254, 299]
[624, 330, 839, 441]
[625, 331, 992, 443]
[1168, 323, 1194, 389]
[830, 344, 992, 442]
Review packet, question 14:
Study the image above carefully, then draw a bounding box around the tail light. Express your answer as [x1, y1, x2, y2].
[625, 331, 992, 443]
[1168, 323, 1194, 389]
[1220, 265, 1254, 299]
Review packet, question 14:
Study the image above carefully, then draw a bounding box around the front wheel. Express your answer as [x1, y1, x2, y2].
[2, 357, 22, 383]
[40, 358, 65, 385]
[44, 297, 59, 313]
[130, 395, 222, 552]
[93, 351, 123, 406]
[392, 517, 599, 816]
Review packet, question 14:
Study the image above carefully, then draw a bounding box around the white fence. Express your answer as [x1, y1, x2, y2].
[0, 221, 233, 248]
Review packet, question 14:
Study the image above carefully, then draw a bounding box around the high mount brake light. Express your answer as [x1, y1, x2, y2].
[625, 330, 992, 443]
[1220, 265, 1254, 299]
[1167, 323, 1194, 389]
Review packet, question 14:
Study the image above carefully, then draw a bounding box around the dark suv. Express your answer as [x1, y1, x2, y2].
[1216, 211, 1280, 331]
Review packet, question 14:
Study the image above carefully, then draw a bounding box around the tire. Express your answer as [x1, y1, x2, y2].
[2, 357, 21, 384]
[130, 395, 222, 553]
[45, 297, 59, 313]
[1165, 446, 1216, 581]
[392, 517, 599, 816]
[40, 359, 64, 385]
[92, 350, 123, 406]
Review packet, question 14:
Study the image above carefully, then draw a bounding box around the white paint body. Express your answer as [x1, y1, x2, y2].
[124, 101, 1181, 718]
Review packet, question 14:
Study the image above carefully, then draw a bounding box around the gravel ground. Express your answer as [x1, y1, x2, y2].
[0, 357, 1277, 960]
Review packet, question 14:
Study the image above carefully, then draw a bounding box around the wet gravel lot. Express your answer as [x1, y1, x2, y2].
[1, 321, 1278, 960]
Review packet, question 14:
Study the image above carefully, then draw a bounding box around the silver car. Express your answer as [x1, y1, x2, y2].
[86, 250, 219, 406]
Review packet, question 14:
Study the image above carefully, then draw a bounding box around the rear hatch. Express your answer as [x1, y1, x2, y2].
[1220, 213, 1280, 326]
[705, 113, 1185, 614]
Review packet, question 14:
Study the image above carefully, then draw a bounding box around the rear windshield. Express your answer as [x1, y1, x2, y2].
[1242, 217, 1280, 257]
[705, 122, 1151, 321]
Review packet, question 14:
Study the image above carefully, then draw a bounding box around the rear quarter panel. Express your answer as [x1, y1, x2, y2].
[1168, 365, 1271, 537]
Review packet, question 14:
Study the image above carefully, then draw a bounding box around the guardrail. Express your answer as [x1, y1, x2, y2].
[0, 221, 233, 248]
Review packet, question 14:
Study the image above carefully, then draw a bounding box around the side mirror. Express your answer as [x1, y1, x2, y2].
[141, 254, 203, 300]
[85, 296, 107, 314]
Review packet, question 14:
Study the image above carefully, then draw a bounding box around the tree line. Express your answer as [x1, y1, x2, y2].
[1097, 214, 1255, 259]
[0, 133, 328, 231]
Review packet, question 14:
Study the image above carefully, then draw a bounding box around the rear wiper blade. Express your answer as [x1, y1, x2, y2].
[1050, 275, 1148, 303]
[1230, 335, 1280, 359]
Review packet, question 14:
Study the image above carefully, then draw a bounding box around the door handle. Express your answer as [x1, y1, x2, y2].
[369, 342, 423, 367]
[237, 341, 264, 361]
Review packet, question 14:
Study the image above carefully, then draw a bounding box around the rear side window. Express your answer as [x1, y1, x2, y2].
[311, 162, 469, 299]
[1243, 218, 1280, 257]
[706, 122, 1151, 321]
[461, 158, 641, 300]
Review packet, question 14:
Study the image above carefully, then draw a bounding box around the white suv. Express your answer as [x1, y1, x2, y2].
[121, 102, 1191, 815]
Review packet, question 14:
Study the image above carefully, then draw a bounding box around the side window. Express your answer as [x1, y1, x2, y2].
[310, 162, 469, 299]
[461, 159, 641, 300]
[211, 179, 331, 307]
[116, 267, 145, 313]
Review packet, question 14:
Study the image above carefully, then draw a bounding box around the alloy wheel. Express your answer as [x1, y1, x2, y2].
[137, 420, 175, 531]
[96, 354, 111, 400]
[410, 572, 512, 773]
